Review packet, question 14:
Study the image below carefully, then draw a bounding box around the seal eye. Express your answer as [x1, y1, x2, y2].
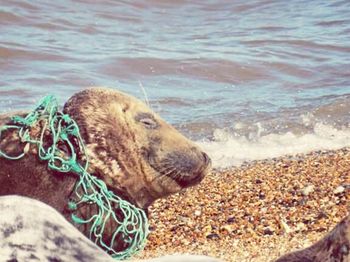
[140, 118, 157, 128]
[135, 113, 159, 129]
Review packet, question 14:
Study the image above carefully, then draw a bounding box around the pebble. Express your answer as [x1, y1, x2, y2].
[220, 224, 235, 233]
[226, 216, 235, 223]
[194, 210, 201, 216]
[333, 185, 345, 195]
[301, 185, 315, 196]
[280, 218, 292, 234]
[263, 227, 274, 235]
[206, 233, 220, 240]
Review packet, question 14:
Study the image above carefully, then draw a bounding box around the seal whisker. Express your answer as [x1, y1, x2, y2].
[149, 162, 177, 184]
[169, 170, 183, 181]
[157, 167, 178, 180]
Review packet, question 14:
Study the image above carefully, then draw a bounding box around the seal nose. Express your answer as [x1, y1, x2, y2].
[201, 151, 211, 169]
[160, 149, 211, 188]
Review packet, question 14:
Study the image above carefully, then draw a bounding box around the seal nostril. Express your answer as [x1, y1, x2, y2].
[202, 152, 211, 167]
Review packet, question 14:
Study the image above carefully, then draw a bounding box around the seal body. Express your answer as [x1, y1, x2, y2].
[0, 87, 211, 209]
[275, 214, 350, 262]
[0, 112, 77, 213]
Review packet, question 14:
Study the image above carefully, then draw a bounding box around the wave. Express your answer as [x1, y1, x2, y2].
[197, 123, 350, 169]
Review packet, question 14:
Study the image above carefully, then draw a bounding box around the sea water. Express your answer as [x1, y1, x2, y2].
[1, 0, 350, 168]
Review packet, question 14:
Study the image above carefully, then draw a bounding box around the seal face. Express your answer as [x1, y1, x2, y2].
[0, 87, 211, 210]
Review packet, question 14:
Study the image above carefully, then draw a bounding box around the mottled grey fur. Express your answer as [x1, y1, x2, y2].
[276, 214, 350, 262]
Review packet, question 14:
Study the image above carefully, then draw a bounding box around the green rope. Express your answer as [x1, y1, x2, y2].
[0, 95, 149, 260]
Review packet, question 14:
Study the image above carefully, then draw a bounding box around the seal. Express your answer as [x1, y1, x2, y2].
[0, 195, 222, 262]
[0, 87, 211, 253]
[275, 213, 350, 262]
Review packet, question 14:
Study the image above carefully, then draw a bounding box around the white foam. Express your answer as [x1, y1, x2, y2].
[197, 123, 350, 169]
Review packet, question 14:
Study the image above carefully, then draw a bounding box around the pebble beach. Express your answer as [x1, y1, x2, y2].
[137, 148, 350, 262]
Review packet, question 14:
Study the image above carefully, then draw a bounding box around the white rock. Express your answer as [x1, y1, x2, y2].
[334, 185, 345, 194]
[302, 185, 315, 196]
[194, 210, 202, 216]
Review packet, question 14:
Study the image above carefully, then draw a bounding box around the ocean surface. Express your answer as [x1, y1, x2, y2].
[1, 0, 350, 168]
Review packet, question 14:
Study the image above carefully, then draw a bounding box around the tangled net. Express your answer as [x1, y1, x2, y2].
[0, 95, 149, 260]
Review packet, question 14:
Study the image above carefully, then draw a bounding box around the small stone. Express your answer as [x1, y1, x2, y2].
[177, 215, 189, 225]
[220, 224, 235, 233]
[194, 210, 201, 216]
[227, 216, 235, 223]
[263, 227, 274, 235]
[279, 218, 292, 234]
[181, 239, 190, 245]
[316, 211, 328, 220]
[259, 192, 266, 200]
[255, 179, 262, 184]
[296, 222, 307, 232]
[203, 225, 212, 234]
[334, 186, 345, 195]
[301, 185, 315, 196]
[206, 233, 220, 240]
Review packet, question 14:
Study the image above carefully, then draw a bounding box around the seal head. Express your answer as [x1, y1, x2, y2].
[63, 87, 211, 208]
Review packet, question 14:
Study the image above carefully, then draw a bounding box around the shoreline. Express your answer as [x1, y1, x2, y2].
[137, 148, 350, 261]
